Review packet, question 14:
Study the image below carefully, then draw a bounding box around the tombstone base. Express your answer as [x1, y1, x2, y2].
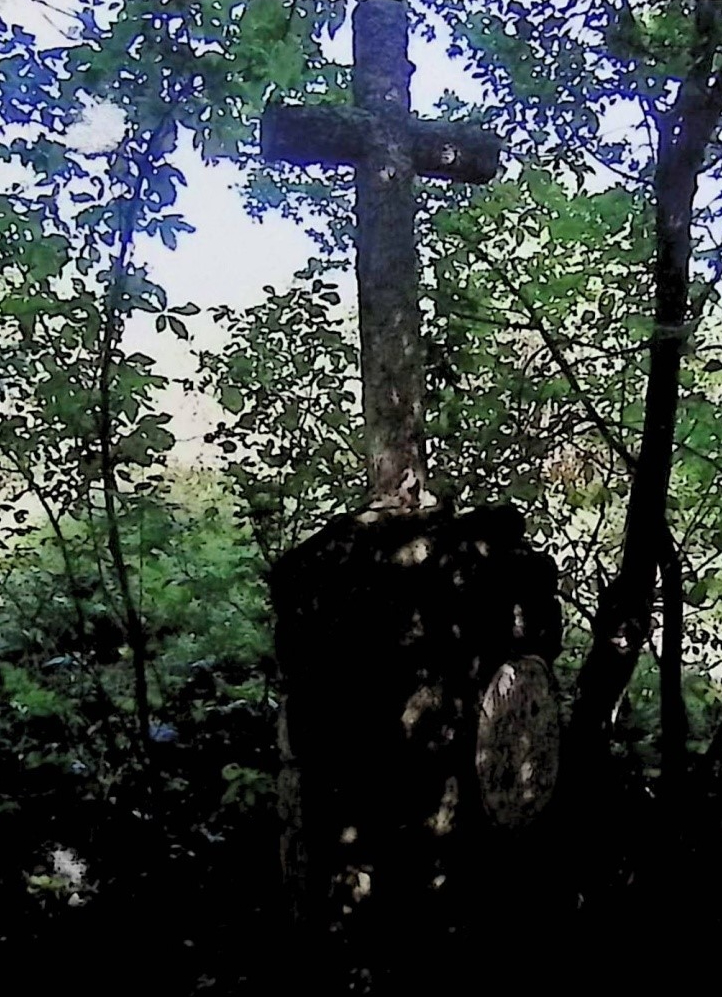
[271, 504, 564, 984]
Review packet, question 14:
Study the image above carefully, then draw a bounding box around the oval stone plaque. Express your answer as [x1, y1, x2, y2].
[476, 655, 560, 829]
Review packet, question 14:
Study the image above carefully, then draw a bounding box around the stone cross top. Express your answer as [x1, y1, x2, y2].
[263, 0, 501, 506]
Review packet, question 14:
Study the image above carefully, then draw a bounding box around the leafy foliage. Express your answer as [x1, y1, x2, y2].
[0, 472, 278, 989]
[199, 280, 364, 559]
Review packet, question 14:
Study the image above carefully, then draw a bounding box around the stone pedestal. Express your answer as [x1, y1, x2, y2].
[271, 504, 563, 985]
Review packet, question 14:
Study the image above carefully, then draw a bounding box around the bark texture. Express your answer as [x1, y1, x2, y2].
[353, 0, 424, 504]
[263, 106, 501, 184]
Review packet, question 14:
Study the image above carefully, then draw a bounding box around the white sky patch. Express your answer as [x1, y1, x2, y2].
[0, 0, 84, 44]
[128, 5, 485, 459]
[0, 0, 692, 471]
[321, 0, 484, 112]
[0, 154, 30, 192]
[137, 131, 327, 310]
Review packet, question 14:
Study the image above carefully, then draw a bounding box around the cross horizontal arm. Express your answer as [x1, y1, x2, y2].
[263, 104, 371, 170]
[410, 121, 501, 184]
[263, 104, 502, 185]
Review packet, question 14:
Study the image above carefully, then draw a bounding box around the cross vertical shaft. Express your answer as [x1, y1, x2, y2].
[262, 0, 501, 508]
[353, 0, 424, 503]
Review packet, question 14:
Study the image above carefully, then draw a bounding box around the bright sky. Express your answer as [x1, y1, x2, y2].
[1, 0, 490, 463]
[4, 1, 682, 474]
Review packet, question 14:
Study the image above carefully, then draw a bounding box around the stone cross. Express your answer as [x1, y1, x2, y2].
[263, 0, 501, 506]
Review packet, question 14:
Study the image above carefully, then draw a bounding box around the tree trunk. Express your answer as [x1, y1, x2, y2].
[572, 0, 722, 786]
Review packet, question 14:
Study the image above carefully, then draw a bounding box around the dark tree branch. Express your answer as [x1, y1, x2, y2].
[474, 246, 636, 469]
[95, 115, 176, 772]
[659, 525, 686, 818]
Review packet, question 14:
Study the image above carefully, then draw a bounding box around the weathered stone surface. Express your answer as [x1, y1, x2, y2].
[262, 0, 501, 504]
[263, 106, 500, 184]
[271, 503, 562, 982]
[477, 654, 561, 828]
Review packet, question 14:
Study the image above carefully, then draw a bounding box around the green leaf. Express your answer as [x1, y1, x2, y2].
[167, 316, 189, 340]
[169, 302, 201, 316]
[220, 385, 246, 414]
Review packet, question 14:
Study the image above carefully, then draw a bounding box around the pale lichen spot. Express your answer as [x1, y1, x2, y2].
[475, 540, 490, 557]
[392, 536, 432, 566]
[427, 777, 459, 836]
[352, 871, 372, 902]
[496, 663, 517, 698]
[419, 488, 438, 509]
[398, 467, 422, 503]
[379, 165, 396, 181]
[356, 509, 381, 525]
[340, 826, 358, 845]
[431, 874, 447, 890]
[512, 603, 525, 638]
[520, 761, 534, 783]
[401, 684, 441, 736]
[451, 623, 461, 639]
[400, 610, 425, 646]
[440, 144, 457, 166]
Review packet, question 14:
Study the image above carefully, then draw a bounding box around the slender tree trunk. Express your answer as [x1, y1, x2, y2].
[92, 123, 171, 770]
[659, 527, 685, 818]
[98, 316, 152, 764]
[572, 2, 722, 763]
